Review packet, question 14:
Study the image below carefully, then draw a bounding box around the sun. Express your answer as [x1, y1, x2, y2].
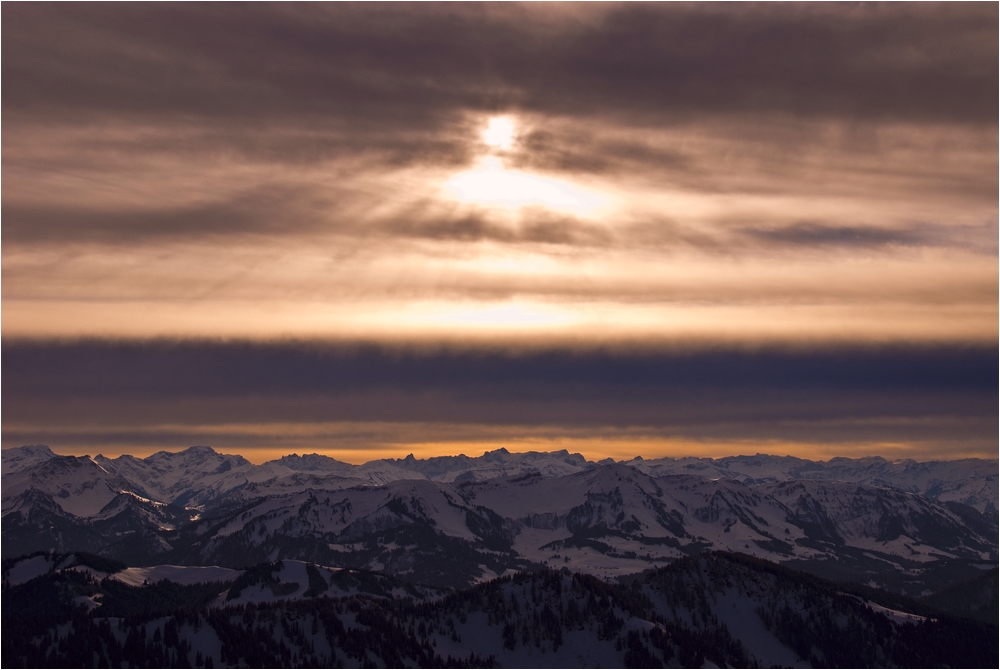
[482, 116, 516, 151]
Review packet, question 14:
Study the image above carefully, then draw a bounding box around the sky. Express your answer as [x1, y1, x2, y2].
[2, 3, 997, 463]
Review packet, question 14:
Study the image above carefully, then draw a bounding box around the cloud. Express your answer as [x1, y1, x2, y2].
[3, 339, 996, 458]
[5, 337, 994, 401]
[1, 4, 995, 361]
[1, 187, 334, 243]
[4, 4, 994, 259]
[739, 220, 1000, 253]
[3, 4, 995, 127]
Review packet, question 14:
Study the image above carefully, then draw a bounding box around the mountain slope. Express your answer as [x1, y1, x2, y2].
[139, 464, 997, 593]
[2, 446, 996, 594]
[632, 454, 999, 517]
[3, 552, 996, 669]
[0, 445, 57, 477]
[1, 454, 189, 561]
[93, 446, 256, 508]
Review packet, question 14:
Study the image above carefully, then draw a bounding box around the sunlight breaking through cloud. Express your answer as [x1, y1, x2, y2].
[443, 156, 609, 216]
[2, 3, 996, 460]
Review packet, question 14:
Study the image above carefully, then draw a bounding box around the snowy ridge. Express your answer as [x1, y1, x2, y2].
[4, 445, 994, 513]
[2, 445, 996, 595]
[1, 444, 57, 476]
[156, 463, 996, 592]
[381, 447, 594, 483]
[93, 446, 256, 508]
[630, 454, 999, 516]
[2, 454, 138, 518]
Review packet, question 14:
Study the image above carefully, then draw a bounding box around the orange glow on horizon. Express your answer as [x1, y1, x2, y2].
[17, 437, 994, 466]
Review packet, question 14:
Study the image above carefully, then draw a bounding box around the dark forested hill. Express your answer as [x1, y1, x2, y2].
[3, 551, 996, 668]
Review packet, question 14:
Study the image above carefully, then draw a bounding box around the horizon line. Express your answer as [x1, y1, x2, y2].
[5, 443, 996, 467]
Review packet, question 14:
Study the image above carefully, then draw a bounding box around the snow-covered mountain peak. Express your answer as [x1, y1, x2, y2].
[143, 445, 251, 470]
[373, 447, 593, 484]
[6, 446, 997, 518]
[1, 454, 137, 518]
[3, 449, 996, 595]
[1, 444, 57, 476]
[94, 445, 256, 507]
[271, 453, 352, 472]
[482, 446, 511, 459]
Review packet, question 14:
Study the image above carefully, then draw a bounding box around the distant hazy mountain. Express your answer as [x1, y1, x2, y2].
[6, 445, 994, 512]
[2, 445, 995, 596]
[630, 454, 999, 517]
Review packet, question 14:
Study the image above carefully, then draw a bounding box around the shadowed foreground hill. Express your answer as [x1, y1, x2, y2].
[3, 551, 996, 668]
[921, 567, 998, 625]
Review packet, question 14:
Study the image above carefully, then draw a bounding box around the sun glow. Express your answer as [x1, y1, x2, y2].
[397, 301, 576, 331]
[444, 157, 607, 216]
[442, 115, 610, 216]
[482, 116, 516, 150]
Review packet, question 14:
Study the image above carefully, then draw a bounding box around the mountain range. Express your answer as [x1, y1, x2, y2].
[3, 445, 996, 596]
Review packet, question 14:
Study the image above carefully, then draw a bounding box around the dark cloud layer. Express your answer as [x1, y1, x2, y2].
[7, 194, 995, 253]
[4, 340, 995, 431]
[1, 188, 333, 243]
[4, 4, 995, 128]
[741, 220, 1000, 253]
